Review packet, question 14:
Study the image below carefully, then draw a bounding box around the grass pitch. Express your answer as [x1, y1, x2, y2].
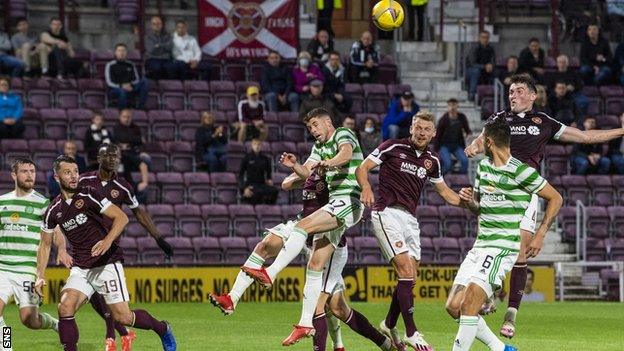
[3, 301, 623, 350]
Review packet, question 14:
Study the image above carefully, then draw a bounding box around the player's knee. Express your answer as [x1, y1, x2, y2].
[329, 302, 349, 320]
[459, 294, 477, 315]
[20, 312, 38, 329]
[58, 301, 74, 317]
[307, 258, 324, 271]
[445, 300, 460, 319]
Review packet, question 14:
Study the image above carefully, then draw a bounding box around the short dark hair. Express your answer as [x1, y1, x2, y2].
[447, 98, 459, 104]
[304, 107, 331, 123]
[268, 50, 280, 57]
[509, 73, 537, 93]
[53, 155, 77, 174]
[11, 158, 35, 173]
[176, 19, 186, 25]
[50, 17, 61, 23]
[479, 30, 490, 36]
[15, 18, 27, 25]
[115, 43, 127, 49]
[343, 115, 355, 121]
[529, 37, 540, 44]
[0, 77, 10, 87]
[150, 15, 163, 21]
[508, 55, 518, 61]
[328, 51, 341, 58]
[484, 116, 510, 148]
[98, 143, 119, 155]
[554, 80, 567, 87]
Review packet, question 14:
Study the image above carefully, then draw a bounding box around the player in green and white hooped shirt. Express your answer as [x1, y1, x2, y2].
[445, 118, 563, 351]
[0, 159, 59, 349]
[240, 108, 364, 345]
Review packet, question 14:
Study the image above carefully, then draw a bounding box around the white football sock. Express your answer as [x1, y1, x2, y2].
[298, 269, 324, 327]
[476, 316, 505, 351]
[452, 315, 479, 351]
[327, 312, 344, 349]
[266, 228, 308, 280]
[229, 252, 265, 304]
[505, 307, 518, 322]
[39, 312, 59, 332]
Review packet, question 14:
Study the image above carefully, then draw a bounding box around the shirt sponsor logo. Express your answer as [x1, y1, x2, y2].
[110, 190, 120, 199]
[482, 193, 506, 202]
[75, 199, 84, 209]
[400, 162, 427, 179]
[527, 126, 540, 135]
[61, 214, 88, 231]
[3, 223, 28, 232]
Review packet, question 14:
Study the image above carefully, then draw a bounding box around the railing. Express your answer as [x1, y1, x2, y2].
[555, 261, 624, 302]
[454, 20, 468, 85]
[393, 20, 403, 84]
[493, 78, 505, 112]
[575, 200, 587, 261]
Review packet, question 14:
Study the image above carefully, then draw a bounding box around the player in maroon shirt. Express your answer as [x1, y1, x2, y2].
[465, 73, 624, 338]
[35, 155, 177, 351]
[357, 111, 468, 350]
[70, 143, 174, 350]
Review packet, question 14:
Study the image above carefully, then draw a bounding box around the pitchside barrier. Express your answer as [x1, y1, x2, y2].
[38, 266, 555, 304]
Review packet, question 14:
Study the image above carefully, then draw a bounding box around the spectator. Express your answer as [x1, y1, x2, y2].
[195, 111, 227, 172]
[546, 54, 588, 114]
[616, 41, 624, 87]
[499, 55, 519, 93]
[40, 17, 85, 79]
[518, 37, 545, 83]
[239, 138, 278, 205]
[359, 116, 381, 157]
[0, 29, 24, 77]
[435, 98, 471, 174]
[112, 109, 151, 199]
[580, 24, 613, 86]
[299, 79, 340, 124]
[548, 81, 582, 127]
[307, 29, 334, 63]
[342, 115, 357, 130]
[349, 31, 380, 83]
[382, 91, 419, 140]
[47, 140, 87, 198]
[292, 51, 324, 96]
[0, 77, 25, 139]
[607, 113, 624, 174]
[261, 50, 299, 112]
[534, 85, 551, 115]
[466, 30, 496, 100]
[11, 18, 47, 77]
[172, 19, 210, 80]
[105, 43, 148, 110]
[235, 86, 268, 142]
[571, 116, 611, 175]
[144, 15, 175, 80]
[84, 111, 111, 170]
[322, 51, 352, 113]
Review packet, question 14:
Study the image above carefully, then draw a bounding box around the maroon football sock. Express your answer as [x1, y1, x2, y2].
[132, 309, 167, 336]
[312, 313, 328, 351]
[89, 293, 128, 338]
[345, 309, 386, 346]
[384, 285, 400, 329]
[396, 279, 418, 337]
[59, 315, 79, 351]
[508, 263, 528, 310]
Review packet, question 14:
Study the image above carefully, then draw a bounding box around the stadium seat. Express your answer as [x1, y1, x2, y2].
[40, 108, 68, 139]
[149, 110, 176, 142]
[419, 237, 435, 264]
[137, 237, 169, 265]
[193, 237, 222, 263]
[433, 237, 461, 264]
[586, 175, 615, 206]
[168, 142, 194, 172]
[353, 236, 382, 263]
[30, 139, 58, 171]
[458, 237, 475, 259]
[157, 173, 185, 205]
[202, 204, 230, 237]
[119, 237, 139, 265]
[422, 183, 445, 206]
[608, 206, 624, 238]
[255, 205, 283, 232]
[185, 172, 212, 205]
[609, 238, 624, 261]
[211, 172, 239, 204]
[79, 79, 106, 109]
[612, 175, 624, 205]
[439, 207, 468, 238]
[544, 145, 569, 177]
[558, 206, 578, 242]
[561, 175, 590, 205]
[363, 84, 389, 114]
[169, 237, 195, 264]
[220, 237, 248, 264]
[228, 204, 258, 237]
[210, 81, 237, 111]
[585, 238, 607, 261]
[415, 206, 440, 237]
[174, 204, 204, 238]
[345, 83, 365, 114]
[175, 110, 200, 142]
[146, 204, 176, 237]
[68, 108, 94, 139]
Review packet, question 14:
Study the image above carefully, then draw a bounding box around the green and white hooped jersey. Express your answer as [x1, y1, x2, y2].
[307, 127, 363, 198]
[474, 157, 547, 252]
[0, 190, 49, 277]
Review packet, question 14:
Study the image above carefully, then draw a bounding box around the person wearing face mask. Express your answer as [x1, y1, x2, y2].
[235, 86, 268, 143]
[359, 117, 382, 157]
[293, 51, 324, 97]
[307, 29, 334, 63]
[322, 51, 352, 113]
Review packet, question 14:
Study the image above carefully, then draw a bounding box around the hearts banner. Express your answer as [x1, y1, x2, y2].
[199, 0, 298, 59]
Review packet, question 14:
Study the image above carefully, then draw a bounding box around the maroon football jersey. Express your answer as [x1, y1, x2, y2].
[301, 171, 346, 248]
[488, 110, 566, 169]
[42, 186, 124, 268]
[79, 171, 139, 229]
[368, 138, 443, 217]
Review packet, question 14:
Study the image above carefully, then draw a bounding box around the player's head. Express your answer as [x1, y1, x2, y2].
[11, 158, 36, 192]
[304, 108, 334, 143]
[0, 77, 9, 93]
[114, 43, 127, 61]
[409, 111, 436, 150]
[508, 74, 537, 114]
[483, 116, 511, 158]
[97, 143, 121, 172]
[53, 155, 79, 193]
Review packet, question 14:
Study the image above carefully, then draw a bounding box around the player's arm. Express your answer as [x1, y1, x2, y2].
[318, 143, 353, 168]
[557, 124, 624, 144]
[281, 159, 316, 190]
[458, 187, 480, 214]
[527, 183, 563, 258]
[280, 153, 315, 181]
[53, 228, 73, 268]
[464, 130, 484, 157]
[91, 204, 128, 257]
[132, 206, 173, 258]
[355, 158, 379, 208]
[35, 230, 53, 296]
[432, 181, 462, 206]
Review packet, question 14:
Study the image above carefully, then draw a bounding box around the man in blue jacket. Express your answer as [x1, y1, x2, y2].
[0, 77, 25, 139]
[382, 91, 419, 140]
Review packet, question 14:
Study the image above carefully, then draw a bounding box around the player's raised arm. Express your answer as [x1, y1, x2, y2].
[355, 158, 378, 208]
[317, 142, 353, 169]
[557, 121, 624, 144]
[91, 204, 128, 257]
[281, 159, 316, 190]
[280, 152, 314, 181]
[526, 183, 563, 258]
[132, 206, 173, 257]
[464, 130, 485, 157]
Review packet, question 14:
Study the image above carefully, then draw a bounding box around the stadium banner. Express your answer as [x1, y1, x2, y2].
[198, 0, 298, 59]
[40, 266, 554, 304]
